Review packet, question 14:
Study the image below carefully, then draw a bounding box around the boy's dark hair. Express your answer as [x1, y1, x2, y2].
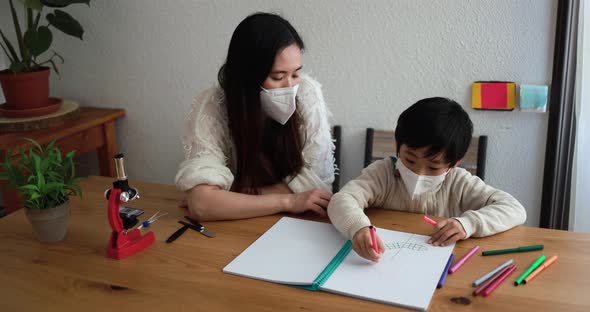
[394, 97, 473, 167]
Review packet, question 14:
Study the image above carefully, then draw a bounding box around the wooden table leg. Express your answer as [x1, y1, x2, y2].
[98, 120, 118, 177]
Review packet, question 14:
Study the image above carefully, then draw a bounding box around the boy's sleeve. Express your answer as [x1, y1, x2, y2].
[327, 158, 392, 239]
[452, 170, 527, 238]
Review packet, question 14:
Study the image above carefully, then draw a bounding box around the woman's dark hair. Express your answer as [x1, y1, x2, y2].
[394, 97, 474, 167]
[218, 12, 305, 193]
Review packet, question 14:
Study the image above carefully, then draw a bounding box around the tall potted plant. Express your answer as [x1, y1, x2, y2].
[0, 139, 82, 242]
[0, 0, 89, 116]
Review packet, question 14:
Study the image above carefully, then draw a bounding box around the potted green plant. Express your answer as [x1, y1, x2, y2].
[0, 0, 89, 116]
[0, 139, 82, 242]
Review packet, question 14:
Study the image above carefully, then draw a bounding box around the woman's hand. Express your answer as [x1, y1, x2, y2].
[285, 188, 332, 216]
[352, 227, 384, 262]
[428, 218, 466, 246]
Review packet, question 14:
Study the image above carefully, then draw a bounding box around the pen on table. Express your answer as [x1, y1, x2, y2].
[482, 244, 544, 256]
[482, 265, 518, 297]
[166, 223, 189, 243]
[523, 255, 557, 284]
[423, 215, 438, 226]
[369, 226, 379, 254]
[437, 254, 454, 288]
[473, 259, 514, 287]
[515, 255, 546, 285]
[449, 245, 479, 274]
[473, 265, 512, 296]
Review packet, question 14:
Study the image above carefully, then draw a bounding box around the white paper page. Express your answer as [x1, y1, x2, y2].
[321, 227, 454, 311]
[223, 217, 348, 285]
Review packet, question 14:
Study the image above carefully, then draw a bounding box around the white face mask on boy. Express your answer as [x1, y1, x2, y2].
[396, 159, 449, 199]
[259, 84, 299, 125]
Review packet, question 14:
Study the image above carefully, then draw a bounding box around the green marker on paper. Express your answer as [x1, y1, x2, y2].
[515, 255, 546, 285]
[482, 244, 544, 256]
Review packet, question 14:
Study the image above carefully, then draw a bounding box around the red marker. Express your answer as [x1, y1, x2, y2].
[473, 265, 512, 296]
[369, 226, 379, 254]
[423, 215, 438, 226]
[482, 265, 518, 297]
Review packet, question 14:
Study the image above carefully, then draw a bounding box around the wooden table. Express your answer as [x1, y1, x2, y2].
[0, 176, 589, 312]
[0, 107, 125, 214]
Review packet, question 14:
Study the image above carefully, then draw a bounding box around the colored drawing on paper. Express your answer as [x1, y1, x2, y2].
[384, 241, 429, 252]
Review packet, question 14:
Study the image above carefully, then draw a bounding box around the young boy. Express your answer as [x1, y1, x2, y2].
[327, 97, 526, 262]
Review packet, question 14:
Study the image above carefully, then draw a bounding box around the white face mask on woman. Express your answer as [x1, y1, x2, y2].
[396, 159, 449, 199]
[260, 84, 299, 125]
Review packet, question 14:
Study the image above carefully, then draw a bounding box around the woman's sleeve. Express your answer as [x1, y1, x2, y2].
[285, 75, 336, 193]
[175, 89, 235, 192]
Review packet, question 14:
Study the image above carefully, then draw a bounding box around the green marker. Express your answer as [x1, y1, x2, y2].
[482, 244, 544, 256]
[515, 255, 546, 285]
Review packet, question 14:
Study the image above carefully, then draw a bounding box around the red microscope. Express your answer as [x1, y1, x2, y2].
[104, 154, 154, 259]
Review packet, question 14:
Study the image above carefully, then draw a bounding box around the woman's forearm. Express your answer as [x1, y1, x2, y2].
[187, 185, 293, 221]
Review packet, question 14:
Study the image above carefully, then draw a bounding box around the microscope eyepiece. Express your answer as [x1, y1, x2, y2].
[114, 154, 128, 180]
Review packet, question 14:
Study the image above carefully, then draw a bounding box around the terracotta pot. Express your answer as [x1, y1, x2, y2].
[0, 67, 50, 109]
[25, 201, 69, 243]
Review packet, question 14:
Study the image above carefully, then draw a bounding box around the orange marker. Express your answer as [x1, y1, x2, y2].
[523, 255, 557, 284]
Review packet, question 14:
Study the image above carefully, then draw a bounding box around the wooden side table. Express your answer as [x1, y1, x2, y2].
[0, 107, 125, 214]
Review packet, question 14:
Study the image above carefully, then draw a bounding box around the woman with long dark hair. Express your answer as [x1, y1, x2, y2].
[175, 13, 335, 220]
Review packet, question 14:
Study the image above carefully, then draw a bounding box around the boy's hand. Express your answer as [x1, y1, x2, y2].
[352, 227, 385, 262]
[428, 218, 466, 246]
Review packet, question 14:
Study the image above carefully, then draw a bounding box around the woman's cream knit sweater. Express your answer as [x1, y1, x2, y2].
[175, 74, 335, 193]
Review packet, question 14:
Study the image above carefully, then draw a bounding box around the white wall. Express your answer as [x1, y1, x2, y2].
[572, 0, 590, 232]
[0, 1, 557, 226]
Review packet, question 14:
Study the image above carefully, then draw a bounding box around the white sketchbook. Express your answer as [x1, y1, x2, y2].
[223, 217, 454, 311]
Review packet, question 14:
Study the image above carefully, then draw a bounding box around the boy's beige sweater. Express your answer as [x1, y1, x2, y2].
[328, 157, 527, 240]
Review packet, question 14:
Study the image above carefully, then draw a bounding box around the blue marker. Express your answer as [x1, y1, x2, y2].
[437, 254, 454, 288]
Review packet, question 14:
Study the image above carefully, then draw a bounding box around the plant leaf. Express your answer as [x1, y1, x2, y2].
[24, 26, 52, 57]
[9, 0, 27, 61]
[25, 0, 43, 11]
[34, 11, 42, 29]
[0, 29, 21, 65]
[24, 138, 44, 153]
[45, 58, 60, 75]
[45, 140, 57, 152]
[52, 50, 64, 62]
[27, 8, 34, 31]
[18, 184, 39, 192]
[32, 152, 41, 172]
[9, 62, 26, 73]
[45, 182, 65, 193]
[2, 137, 83, 209]
[0, 41, 15, 64]
[19, 147, 28, 163]
[37, 171, 46, 193]
[46, 9, 84, 40]
[36, 51, 64, 75]
[64, 150, 75, 160]
[41, 0, 90, 8]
